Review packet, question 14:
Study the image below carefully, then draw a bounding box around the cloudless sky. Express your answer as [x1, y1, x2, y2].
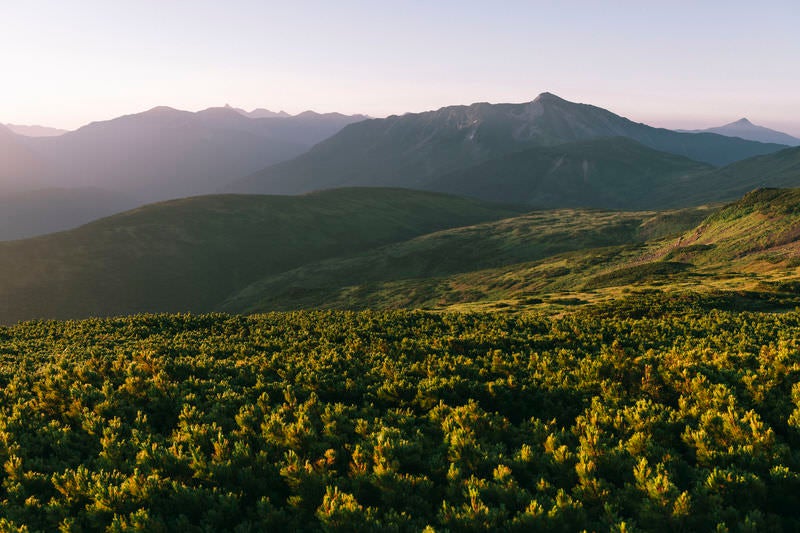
[1, 0, 798, 134]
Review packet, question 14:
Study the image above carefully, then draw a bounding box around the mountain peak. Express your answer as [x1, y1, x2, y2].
[142, 106, 184, 117]
[733, 118, 753, 126]
[533, 92, 567, 104]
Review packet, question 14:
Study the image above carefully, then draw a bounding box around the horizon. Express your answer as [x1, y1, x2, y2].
[4, 94, 800, 138]
[1, 1, 798, 135]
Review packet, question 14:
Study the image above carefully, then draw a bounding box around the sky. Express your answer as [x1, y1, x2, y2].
[1, 0, 798, 134]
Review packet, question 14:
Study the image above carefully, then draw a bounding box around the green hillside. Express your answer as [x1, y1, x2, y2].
[222, 188, 800, 314]
[428, 137, 713, 208]
[656, 187, 800, 268]
[427, 187, 800, 311]
[661, 146, 800, 206]
[0, 188, 519, 324]
[221, 206, 712, 313]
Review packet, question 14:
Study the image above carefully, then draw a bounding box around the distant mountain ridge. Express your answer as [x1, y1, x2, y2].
[679, 118, 800, 146]
[17, 105, 367, 202]
[0, 105, 368, 239]
[0, 124, 51, 193]
[229, 92, 788, 196]
[0, 187, 138, 241]
[229, 104, 369, 122]
[5, 123, 68, 137]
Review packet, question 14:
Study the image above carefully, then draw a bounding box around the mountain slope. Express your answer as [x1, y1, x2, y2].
[23, 106, 365, 202]
[0, 124, 50, 193]
[680, 118, 800, 146]
[427, 137, 713, 208]
[656, 187, 800, 268]
[224, 188, 800, 314]
[221, 205, 711, 313]
[0, 188, 139, 241]
[0, 188, 519, 323]
[229, 93, 786, 196]
[659, 146, 800, 206]
[27, 107, 305, 201]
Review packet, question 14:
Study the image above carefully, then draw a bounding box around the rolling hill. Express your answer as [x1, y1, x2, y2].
[654, 187, 800, 268]
[0, 188, 519, 324]
[5, 183, 800, 323]
[223, 188, 800, 314]
[220, 205, 711, 313]
[0, 188, 139, 241]
[229, 92, 787, 196]
[427, 137, 713, 208]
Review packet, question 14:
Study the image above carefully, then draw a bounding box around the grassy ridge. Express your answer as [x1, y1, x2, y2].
[221, 188, 800, 314]
[0, 188, 520, 323]
[221, 206, 711, 313]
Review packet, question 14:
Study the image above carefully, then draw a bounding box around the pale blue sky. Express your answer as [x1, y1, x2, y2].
[1, 0, 798, 134]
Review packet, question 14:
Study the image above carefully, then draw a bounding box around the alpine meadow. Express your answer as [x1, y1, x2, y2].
[1, 2, 800, 531]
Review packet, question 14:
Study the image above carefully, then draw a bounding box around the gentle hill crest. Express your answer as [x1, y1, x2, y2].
[0, 188, 520, 323]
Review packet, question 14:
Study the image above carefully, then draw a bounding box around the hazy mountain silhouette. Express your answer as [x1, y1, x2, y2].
[5, 123, 68, 137]
[679, 118, 800, 146]
[231, 106, 291, 118]
[0, 187, 139, 241]
[229, 93, 787, 196]
[0, 124, 51, 193]
[23, 106, 365, 202]
[659, 145, 800, 206]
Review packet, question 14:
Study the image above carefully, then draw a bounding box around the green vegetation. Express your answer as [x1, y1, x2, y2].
[0, 188, 519, 324]
[221, 188, 800, 315]
[2, 182, 800, 530]
[222, 206, 711, 313]
[1, 307, 800, 530]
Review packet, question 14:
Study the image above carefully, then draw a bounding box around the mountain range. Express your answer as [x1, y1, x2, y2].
[2, 92, 799, 242]
[229, 92, 788, 196]
[4, 123, 68, 137]
[680, 118, 800, 146]
[24, 106, 367, 201]
[0, 107, 367, 238]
